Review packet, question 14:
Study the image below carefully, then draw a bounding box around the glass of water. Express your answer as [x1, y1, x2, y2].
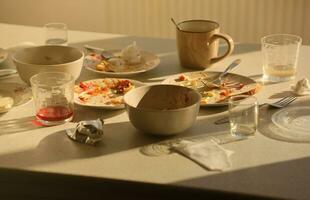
[44, 23, 68, 46]
[228, 95, 258, 138]
[261, 34, 302, 82]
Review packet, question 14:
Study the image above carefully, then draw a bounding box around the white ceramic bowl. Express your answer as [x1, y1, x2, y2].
[124, 84, 201, 135]
[12, 45, 84, 85]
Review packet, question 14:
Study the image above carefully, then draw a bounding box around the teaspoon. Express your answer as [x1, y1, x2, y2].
[170, 18, 181, 31]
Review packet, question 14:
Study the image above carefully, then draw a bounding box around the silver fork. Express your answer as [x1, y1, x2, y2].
[200, 59, 241, 88]
[264, 95, 297, 108]
[214, 95, 297, 125]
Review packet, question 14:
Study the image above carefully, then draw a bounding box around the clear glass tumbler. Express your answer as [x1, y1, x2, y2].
[30, 72, 74, 126]
[44, 23, 68, 46]
[261, 34, 302, 82]
[229, 95, 258, 138]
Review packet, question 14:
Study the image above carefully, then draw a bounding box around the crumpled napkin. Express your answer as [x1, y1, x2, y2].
[291, 78, 310, 96]
[172, 139, 234, 171]
[66, 118, 104, 145]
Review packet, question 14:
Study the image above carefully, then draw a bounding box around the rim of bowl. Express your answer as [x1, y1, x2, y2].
[11, 45, 84, 66]
[124, 84, 201, 112]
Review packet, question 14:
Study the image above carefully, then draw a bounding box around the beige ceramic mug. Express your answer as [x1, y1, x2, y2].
[176, 20, 234, 70]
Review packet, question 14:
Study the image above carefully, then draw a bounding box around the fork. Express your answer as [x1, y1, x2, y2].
[84, 44, 116, 60]
[214, 95, 297, 125]
[200, 59, 241, 88]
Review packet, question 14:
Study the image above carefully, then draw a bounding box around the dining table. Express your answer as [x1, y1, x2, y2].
[1, 22, 310, 200]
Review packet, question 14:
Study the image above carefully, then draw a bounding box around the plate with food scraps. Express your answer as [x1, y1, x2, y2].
[74, 78, 145, 109]
[84, 42, 160, 77]
[163, 71, 260, 107]
[0, 82, 32, 113]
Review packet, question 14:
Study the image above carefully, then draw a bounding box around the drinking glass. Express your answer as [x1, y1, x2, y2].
[228, 95, 258, 138]
[261, 34, 302, 82]
[44, 23, 68, 46]
[30, 72, 74, 126]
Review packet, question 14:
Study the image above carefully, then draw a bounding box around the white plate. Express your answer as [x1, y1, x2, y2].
[272, 106, 310, 135]
[163, 71, 259, 107]
[85, 50, 160, 77]
[74, 78, 145, 110]
[0, 82, 32, 107]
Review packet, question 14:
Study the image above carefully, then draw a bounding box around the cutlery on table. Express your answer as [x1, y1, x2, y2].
[84, 44, 116, 60]
[198, 59, 241, 92]
[214, 95, 297, 125]
[0, 69, 17, 78]
[209, 58, 241, 86]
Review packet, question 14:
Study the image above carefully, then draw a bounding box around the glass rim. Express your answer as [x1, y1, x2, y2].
[177, 19, 219, 33]
[261, 33, 302, 44]
[30, 72, 74, 87]
[44, 22, 67, 29]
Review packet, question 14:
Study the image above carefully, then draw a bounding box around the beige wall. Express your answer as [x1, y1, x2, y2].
[0, 0, 309, 44]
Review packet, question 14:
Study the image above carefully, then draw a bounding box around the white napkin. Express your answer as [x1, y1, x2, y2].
[172, 140, 234, 171]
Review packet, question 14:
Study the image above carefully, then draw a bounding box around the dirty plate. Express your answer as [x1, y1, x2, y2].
[0, 82, 32, 107]
[163, 71, 259, 107]
[74, 78, 145, 110]
[85, 50, 160, 77]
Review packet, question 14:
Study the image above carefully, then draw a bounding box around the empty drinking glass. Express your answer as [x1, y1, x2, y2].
[44, 23, 68, 46]
[229, 95, 258, 138]
[261, 34, 302, 82]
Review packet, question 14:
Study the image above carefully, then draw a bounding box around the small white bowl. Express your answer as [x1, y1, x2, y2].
[12, 45, 84, 85]
[124, 84, 201, 135]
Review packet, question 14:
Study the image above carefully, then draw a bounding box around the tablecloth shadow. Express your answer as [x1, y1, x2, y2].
[0, 106, 125, 135]
[0, 115, 228, 168]
[258, 97, 310, 143]
[73, 104, 125, 122]
[198, 106, 228, 117]
[0, 121, 157, 168]
[174, 156, 310, 200]
[268, 90, 294, 99]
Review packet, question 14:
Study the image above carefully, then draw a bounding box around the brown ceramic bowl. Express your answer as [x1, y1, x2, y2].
[124, 84, 201, 135]
[12, 45, 84, 85]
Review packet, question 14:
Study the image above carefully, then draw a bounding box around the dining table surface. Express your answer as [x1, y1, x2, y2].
[1, 22, 310, 200]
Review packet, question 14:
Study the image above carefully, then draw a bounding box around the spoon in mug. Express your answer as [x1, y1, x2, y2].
[171, 18, 181, 31]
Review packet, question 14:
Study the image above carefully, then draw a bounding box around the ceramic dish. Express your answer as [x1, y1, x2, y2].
[272, 106, 310, 135]
[74, 78, 145, 110]
[163, 71, 259, 107]
[84, 50, 160, 77]
[12, 45, 84, 85]
[124, 84, 201, 135]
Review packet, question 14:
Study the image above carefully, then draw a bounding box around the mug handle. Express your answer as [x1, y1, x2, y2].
[208, 33, 234, 65]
